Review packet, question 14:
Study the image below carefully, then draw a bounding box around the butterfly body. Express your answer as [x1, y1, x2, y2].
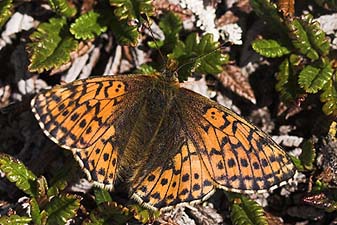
[31, 73, 295, 210]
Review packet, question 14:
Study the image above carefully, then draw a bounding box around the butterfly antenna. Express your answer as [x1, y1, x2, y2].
[142, 16, 166, 66]
[176, 42, 227, 74]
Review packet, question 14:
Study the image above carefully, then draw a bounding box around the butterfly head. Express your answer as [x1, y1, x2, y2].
[160, 58, 180, 83]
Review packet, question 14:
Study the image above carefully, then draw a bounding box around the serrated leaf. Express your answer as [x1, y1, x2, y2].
[0, 0, 13, 28]
[300, 14, 330, 56]
[84, 202, 132, 225]
[129, 204, 160, 224]
[110, 0, 153, 22]
[304, 193, 337, 212]
[30, 198, 42, 225]
[94, 188, 112, 205]
[217, 65, 256, 104]
[320, 79, 337, 117]
[27, 17, 78, 73]
[250, 0, 288, 37]
[47, 178, 68, 198]
[252, 39, 290, 58]
[0, 154, 37, 197]
[169, 33, 228, 81]
[299, 139, 316, 170]
[229, 195, 268, 225]
[36, 176, 49, 200]
[48, 0, 77, 18]
[70, 11, 107, 40]
[110, 16, 139, 46]
[298, 64, 333, 93]
[287, 18, 319, 60]
[45, 194, 81, 225]
[148, 12, 182, 54]
[0, 215, 32, 225]
[276, 57, 303, 102]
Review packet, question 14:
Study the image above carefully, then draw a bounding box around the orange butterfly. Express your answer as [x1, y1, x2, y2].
[31, 72, 295, 211]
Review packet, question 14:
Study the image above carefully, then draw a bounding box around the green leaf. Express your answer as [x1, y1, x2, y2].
[84, 202, 132, 225]
[27, 17, 78, 73]
[48, 0, 77, 18]
[47, 178, 68, 198]
[35, 176, 49, 200]
[250, 0, 287, 37]
[287, 18, 319, 60]
[0, 215, 32, 225]
[110, 0, 153, 22]
[300, 14, 330, 56]
[298, 64, 333, 93]
[321, 79, 337, 117]
[135, 64, 158, 75]
[70, 11, 107, 40]
[299, 139, 316, 171]
[94, 188, 112, 205]
[0, 154, 37, 197]
[252, 39, 290, 58]
[30, 198, 42, 225]
[110, 16, 139, 46]
[289, 155, 304, 171]
[229, 194, 268, 225]
[276, 58, 291, 100]
[129, 204, 160, 224]
[169, 33, 228, 81]
[148, 12, 182, 54]
[45, 194, 81, 225]
[0, 0, 13, 28]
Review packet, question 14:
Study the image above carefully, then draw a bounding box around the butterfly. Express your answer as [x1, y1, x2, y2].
[31, 72, 296, 211]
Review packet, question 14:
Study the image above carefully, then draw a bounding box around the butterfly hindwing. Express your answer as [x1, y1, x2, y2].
[132, 138, 215, 210]
[31, 75, 154, 188]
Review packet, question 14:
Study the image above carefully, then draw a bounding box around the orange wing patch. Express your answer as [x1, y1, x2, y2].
[74, 126, 119, 188]
[31, 75, 152, 189]
[178, 88, 295, 194]
[132, 139, 215, 210]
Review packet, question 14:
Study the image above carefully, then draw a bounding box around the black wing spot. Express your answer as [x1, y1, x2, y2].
[160, 178, 168, 186]
[240, 158, 249, 167]
[182, 173, 190, 182]
[147, 174, 156, 182]
[228, 158, 236, 168]
[103, 153, 109, 161]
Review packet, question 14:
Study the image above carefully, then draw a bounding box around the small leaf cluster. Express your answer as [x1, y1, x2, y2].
[251, 0, 337, 117]
[0, 1, 227, 82]
[147, 12, 229, 81]
[0, 0, 153, 73]
[0, 153, 158, 224]
[84, 188, 158, 224]
[291, 139, 316, 172]
[0, 154, 80, 225]
[227, 193, 268, 225]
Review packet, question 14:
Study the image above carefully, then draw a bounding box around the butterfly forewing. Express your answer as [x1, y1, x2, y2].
[177, 88, 295, 192]
[31, 75, 155, 188]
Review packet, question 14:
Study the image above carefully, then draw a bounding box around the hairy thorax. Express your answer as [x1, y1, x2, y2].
[119, 76, 184, 183]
